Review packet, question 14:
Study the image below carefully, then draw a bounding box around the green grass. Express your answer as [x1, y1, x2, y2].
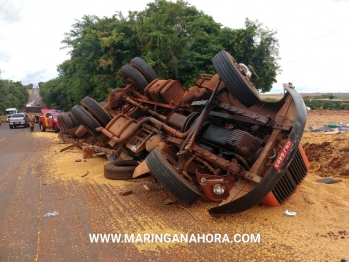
[334, 94, 349, 99]
[0, 115, 7, 123]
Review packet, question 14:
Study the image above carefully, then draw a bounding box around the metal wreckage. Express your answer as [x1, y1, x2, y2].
[57, 50, 310, 214]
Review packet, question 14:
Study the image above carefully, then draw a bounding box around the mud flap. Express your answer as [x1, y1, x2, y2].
[133, 160, 150, 178]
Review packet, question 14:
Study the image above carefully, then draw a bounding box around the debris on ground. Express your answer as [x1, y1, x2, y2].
[178, 205, 198, 221]
[119, 190, 133, 196]
[92, 152, 106, 157]
[316, 177, 342, 184]
[285, 210, 297, 217]
[82, 146, 94, 158]
[143, 184, 150, 191]
[81, 171, 89, 178]
[308, 123, 349, 132]
[308, 162, 321, 172]
[44, 211, 59, 217]
[163, 198, 174, 205]
[59, 141, 82, 152]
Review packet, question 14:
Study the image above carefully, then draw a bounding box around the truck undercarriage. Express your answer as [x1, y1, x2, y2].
[57, 50, 309, 214]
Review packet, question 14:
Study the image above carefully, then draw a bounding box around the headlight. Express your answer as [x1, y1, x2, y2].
[212, 184, 226, 195]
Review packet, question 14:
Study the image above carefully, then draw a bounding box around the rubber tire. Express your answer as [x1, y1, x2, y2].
[40, 123, 46, 132]
[145, 148, 201, 205]
[53, 124, 59, 133]
[9, 125, 13, 129]
[71, 105, 101, 137]
[57, 115, 68, 134]
[130, 57, 158, 82]
[81, 96, 111, 127]
[120, 64, 148, 92]
[212, 50, 260, 108]
[104, 160, 138, 180]
[68, 112, 80, 127]
[61, 112, 74, 129]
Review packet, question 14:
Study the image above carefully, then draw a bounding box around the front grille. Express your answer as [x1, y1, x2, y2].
[272, 149, 308, 203]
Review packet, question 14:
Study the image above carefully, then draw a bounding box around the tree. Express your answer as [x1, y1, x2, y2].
[40, 0, 280, 109]
[0, 80, 29, 113]
[219, 19, 280, 93]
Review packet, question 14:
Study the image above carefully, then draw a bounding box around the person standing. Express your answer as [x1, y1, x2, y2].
[28, 113, 35, 132]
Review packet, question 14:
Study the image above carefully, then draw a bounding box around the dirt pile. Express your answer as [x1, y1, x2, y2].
[301, 110, 349, 177]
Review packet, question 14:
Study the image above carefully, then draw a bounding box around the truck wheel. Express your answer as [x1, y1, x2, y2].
[103, 160, 139, 180]
[57, 115, 68, 134]
[212, 50, 260, 108]
[71, 105, 101, 137]
[145, 148, 201, 205]
[68, 112, 80, 127]
[120, 64, 149, 92]
[53, 124, 59, 133]
[130, 57, 158, 82]
[61, 112, 74, 129]
[9, 125, 13, 129]
[40, 123, 46, 132]
[81, 96, 111, 127]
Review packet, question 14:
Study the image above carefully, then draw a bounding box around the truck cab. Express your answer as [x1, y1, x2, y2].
[6, 108, 19, 122]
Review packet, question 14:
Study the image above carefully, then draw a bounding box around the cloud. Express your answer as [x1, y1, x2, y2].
[0, 0, 24, 24]
[1, 0, 349, 93]
[0, 52, 10, 62]
[20, 70, 50, 86]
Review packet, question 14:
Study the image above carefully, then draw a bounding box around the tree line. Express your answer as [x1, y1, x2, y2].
[0, 79, 29, 115]
[37, 0, 280, 111]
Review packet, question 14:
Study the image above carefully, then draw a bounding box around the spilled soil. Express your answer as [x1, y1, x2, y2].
[36, 109, 349, 261]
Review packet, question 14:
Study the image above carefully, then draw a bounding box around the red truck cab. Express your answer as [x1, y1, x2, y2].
[38, 109, 63, 133]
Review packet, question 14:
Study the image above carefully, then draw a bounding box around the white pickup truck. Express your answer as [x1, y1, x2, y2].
[6, 108, 19, 122]
[9, 113, 29, 129]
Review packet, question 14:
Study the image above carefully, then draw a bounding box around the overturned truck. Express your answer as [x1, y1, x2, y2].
[58, 50, 309, 214]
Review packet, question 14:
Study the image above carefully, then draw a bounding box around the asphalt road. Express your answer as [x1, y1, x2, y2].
[0, 125, 238, 261]
[28, 88, 45, 108]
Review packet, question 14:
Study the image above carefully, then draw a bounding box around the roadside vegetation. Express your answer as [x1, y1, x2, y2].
[303, 99, 349, 110]
[261, 93, 349, 110]
[0, 78, 29, 116]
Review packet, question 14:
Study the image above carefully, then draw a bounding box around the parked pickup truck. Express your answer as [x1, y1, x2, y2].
[9, 113, 29, 129]
[6, 108, 19, 122]
[38, 110, 63, 133]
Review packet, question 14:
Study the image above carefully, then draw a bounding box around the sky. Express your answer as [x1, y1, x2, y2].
[0, 0, 348, 93]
